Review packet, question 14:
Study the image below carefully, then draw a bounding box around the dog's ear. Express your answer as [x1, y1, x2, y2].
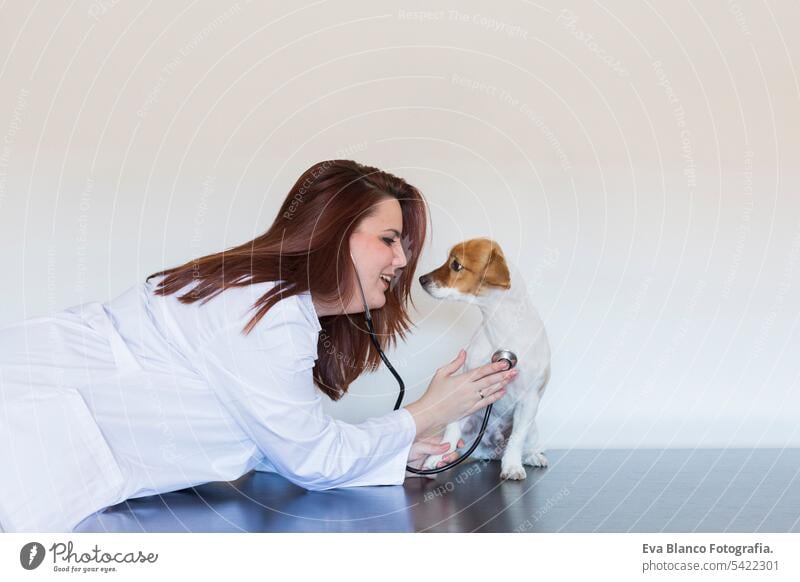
[481, 241, 511, 289]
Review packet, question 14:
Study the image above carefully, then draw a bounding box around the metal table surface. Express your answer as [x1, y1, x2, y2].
[75, 449, 800, 533]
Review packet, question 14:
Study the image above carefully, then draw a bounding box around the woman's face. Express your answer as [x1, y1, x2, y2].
[345, 197, 408, 314]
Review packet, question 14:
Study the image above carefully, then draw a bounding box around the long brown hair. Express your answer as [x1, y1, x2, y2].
[145, 160, 428, 401]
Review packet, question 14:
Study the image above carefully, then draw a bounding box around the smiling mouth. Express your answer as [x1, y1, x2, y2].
[379, 274, 393, 289]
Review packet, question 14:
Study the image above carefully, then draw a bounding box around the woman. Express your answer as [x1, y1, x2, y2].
[0, 160, 514, 533]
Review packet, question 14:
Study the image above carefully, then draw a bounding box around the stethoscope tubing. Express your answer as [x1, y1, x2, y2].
[364, 317, 493, 475]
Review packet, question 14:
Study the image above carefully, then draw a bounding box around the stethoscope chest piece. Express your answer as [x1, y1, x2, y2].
[491, 349, 518, 370]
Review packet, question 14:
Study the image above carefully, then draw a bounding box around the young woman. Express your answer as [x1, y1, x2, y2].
[0, 160, 514, 532]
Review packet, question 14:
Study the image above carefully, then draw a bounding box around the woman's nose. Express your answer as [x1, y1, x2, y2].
[394, 245, 407, 268]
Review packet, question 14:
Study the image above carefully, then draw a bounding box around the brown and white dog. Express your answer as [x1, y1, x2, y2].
[418, 238, 551, 480]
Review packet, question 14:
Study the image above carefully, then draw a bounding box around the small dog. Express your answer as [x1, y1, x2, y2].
[418, 238, 551, 480]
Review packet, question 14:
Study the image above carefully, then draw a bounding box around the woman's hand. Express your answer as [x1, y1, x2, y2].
[406, 350, 516, 439]
[405, 436, 466, 478]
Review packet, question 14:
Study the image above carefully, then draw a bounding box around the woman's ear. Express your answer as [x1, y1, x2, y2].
[482, 241, 511, 289]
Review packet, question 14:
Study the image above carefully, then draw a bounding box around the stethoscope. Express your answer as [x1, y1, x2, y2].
[350, 255, 518, 475]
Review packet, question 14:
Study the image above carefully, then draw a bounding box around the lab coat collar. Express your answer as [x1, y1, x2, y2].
[295, 290, 322, 334]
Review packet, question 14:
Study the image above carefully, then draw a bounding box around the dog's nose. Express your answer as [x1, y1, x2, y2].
[419, 274, 430, 286]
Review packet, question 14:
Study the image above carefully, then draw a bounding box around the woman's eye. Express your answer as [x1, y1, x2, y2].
[382, 237, 396, 246]
[451, 260, 462, 272]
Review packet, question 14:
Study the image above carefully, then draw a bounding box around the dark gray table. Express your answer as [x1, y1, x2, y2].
[75, 449, 800, 532]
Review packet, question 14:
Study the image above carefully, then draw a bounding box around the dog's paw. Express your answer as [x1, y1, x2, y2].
[523, 451, 549, 467]
[422, 453, 444, 471]
[500, 462, 527, 480]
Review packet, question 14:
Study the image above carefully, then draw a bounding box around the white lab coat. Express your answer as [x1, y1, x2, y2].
[0, 276, 416, 532]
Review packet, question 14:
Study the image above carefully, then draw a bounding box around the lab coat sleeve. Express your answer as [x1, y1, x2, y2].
[195, 298, 417, 491]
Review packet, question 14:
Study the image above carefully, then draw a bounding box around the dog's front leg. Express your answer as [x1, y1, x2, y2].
[421, 421, 463, 470]
[522, 419, 548, 467]
[500, 392, 541, 480]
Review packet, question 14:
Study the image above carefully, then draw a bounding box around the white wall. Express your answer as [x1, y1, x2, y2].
[1, 0, 797, 448]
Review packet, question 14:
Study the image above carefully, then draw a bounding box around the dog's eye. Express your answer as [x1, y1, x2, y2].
[451, 260, 463, 272]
